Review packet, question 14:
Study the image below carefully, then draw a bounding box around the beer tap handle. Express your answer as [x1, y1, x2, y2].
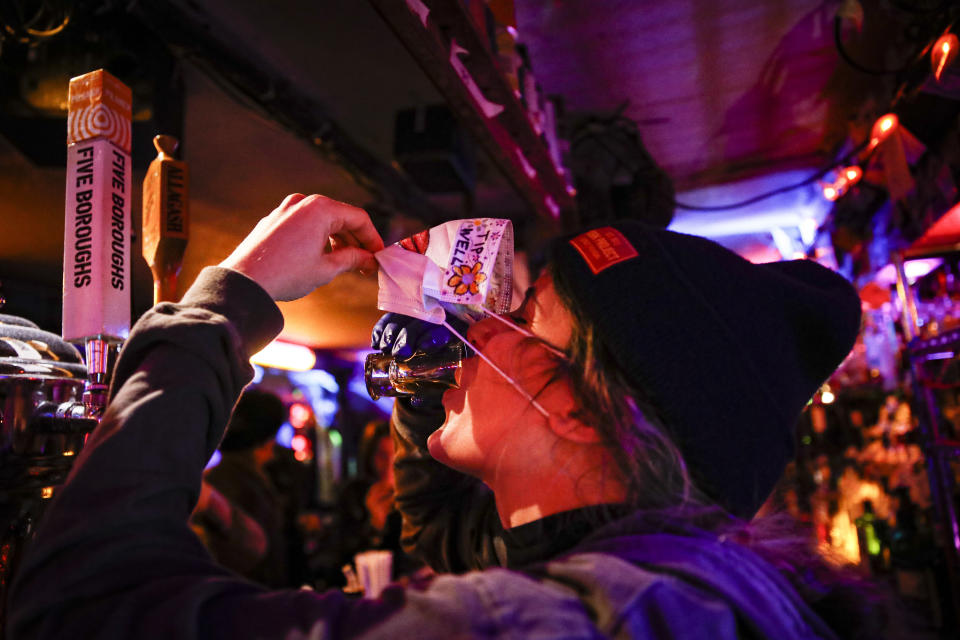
[142, 134, 190, 305]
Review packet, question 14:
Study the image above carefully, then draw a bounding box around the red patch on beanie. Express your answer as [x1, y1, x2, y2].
[569, 227, 639, 275]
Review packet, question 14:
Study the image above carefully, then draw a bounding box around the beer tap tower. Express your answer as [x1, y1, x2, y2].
[62, 69, 133, 416]
[0, 69, 132, 628]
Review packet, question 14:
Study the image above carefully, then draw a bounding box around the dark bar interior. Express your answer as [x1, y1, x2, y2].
[1, 1, 959, 638]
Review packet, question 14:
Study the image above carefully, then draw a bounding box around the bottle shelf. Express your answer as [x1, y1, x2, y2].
[908, 327, 960, 359]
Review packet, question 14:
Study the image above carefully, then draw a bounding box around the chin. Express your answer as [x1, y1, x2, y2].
[426, 428, 448, 464]
[426, 418, 480, 477]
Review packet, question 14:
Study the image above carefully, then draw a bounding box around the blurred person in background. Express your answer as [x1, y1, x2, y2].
[8, 193, 900, 639]
[193, 388, 291, 587]
[338, 420, 397, 544]
[334, 420, 423, 585]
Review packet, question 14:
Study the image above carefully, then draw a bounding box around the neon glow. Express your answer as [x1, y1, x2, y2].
[288, 369, 339, 394]
[250, 340, 316, 371]
[770, 227, 796, 260]
[798, 218, 819, 246]
[873, 258, 943, 286]
[205, 449, 222, 470]
[276, 422, 294, 448]
[329, 429, 343, 448]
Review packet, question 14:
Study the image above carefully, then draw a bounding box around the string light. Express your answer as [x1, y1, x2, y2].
[673, 22, 949, 210]
[869, 113, 898, 149]
[820, 166, 863, 201]
[820, 384, 835, 405]
[932, 33, 958, 82]
[843, 166, 863, 185]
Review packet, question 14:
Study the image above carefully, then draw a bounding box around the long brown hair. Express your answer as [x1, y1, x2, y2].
[547, 263, 902, 640]
[546, 262, 697, 510]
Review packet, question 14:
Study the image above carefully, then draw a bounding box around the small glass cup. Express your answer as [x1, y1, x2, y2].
[365, 341, 465, 400]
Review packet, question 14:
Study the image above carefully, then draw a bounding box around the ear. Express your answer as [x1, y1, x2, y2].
[546, 413, 603, 444]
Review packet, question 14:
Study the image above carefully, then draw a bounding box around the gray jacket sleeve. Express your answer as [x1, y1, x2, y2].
[6, 268, 393, 639]
[390, 399, 505, 573]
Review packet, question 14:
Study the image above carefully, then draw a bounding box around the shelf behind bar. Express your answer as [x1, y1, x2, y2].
[368, 0, 576, 229]
[909, 326, 960, 359]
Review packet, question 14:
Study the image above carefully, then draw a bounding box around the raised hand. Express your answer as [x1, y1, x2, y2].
[220, 194, 384, 301]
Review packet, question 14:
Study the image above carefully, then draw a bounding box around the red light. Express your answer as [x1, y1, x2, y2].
[869, 113, 898, 148]
[294, 449, 309, 462]
[291, 434, 309, 452]
[289, 403, 312, 428]
[932, 34, 958, 82]
[823, 185, 839, 201]
[843, 166, 862, 184]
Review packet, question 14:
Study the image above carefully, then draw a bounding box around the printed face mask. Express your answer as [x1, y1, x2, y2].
[375, 218, 515, 326]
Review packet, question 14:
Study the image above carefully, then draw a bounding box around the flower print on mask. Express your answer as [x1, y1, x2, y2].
[447, 261, 487, 296]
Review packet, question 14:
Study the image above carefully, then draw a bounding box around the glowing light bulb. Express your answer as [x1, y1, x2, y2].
[823, 185, 839, 201]
[843, 166, 862, 184]
[932, 34, 958, 82]
[869, 113, 898, 148]
[821, 390, 836, 404]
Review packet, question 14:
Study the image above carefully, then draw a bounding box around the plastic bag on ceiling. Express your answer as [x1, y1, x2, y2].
[375, 218, 514, 325]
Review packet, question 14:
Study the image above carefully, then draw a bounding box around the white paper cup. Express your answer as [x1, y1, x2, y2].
[354, 550, 392, 598]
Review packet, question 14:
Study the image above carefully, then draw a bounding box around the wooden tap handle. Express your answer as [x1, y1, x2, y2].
[153, 134, 179, 157]
[142, 135, 189, 305]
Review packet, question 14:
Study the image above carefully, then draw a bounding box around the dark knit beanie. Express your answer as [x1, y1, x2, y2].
[221, 389, 286, 452]
[548, 222, 862, 519]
